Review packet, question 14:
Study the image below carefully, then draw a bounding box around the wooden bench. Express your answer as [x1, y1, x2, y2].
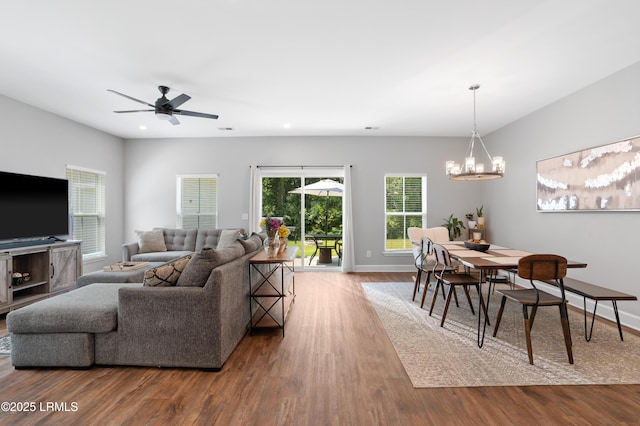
[542, 277, 637, 342]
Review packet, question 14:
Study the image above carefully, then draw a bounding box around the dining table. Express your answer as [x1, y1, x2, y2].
[441, 241, 588, 348]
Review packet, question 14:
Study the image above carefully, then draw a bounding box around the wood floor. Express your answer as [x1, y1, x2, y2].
[1, 272, 639, 425]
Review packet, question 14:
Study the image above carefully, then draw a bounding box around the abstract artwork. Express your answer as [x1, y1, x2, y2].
[536, 135, 640, 211]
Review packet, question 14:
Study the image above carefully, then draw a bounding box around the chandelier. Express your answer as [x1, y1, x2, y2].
[446, 84, 505, 181]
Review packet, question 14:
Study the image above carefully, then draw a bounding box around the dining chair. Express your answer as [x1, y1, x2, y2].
[429, 243, 489, 328]
[409, 236, 431, 299]
[492, 254, 573, 365]
[408, 227, 455, 307]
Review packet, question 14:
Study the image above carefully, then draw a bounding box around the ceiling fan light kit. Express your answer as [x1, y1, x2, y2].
[108, 85, 219, 125]
[446, 84, 505, 181]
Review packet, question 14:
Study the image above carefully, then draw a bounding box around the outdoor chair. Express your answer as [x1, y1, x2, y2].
[492, 254, 573, 365]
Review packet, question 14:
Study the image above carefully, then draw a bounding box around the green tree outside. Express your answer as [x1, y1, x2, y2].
[261, 177, 344, 257]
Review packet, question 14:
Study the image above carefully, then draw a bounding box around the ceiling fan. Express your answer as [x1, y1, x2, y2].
[107, 85, 218, 125]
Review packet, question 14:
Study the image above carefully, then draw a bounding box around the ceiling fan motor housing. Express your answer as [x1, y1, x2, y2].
[156, 86, 172, 113]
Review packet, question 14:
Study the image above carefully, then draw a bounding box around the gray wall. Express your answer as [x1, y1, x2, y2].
[0, 94, 125, 273]
[485, 61, 640, 328]
[123, 136, 481, 269]
[123, 61, 640, 328]
[4, 58, 639, 329]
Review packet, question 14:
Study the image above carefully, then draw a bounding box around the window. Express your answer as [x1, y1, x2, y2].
[177, 174, 218, 229]
[384, 174, 427, 250]
[66, 166, 106, 259]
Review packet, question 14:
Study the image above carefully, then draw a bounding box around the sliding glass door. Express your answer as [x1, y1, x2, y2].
[259, 168, 344, 270]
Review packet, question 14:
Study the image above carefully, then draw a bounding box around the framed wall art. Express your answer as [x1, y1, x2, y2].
[536, 135, 640, 211]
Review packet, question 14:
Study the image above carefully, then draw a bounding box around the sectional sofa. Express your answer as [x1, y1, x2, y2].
[6, 229, 265, 370]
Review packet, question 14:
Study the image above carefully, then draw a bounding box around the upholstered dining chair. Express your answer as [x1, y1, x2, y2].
[492, 254, 573, 365]
[429, 243, 488, 328]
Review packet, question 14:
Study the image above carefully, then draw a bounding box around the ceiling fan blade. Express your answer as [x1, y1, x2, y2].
[169, 115, 180, 125]
[174, 109, 219, 120]
[114, 109, 154, 113]
[107, 89, 154, 107]
[166, 93, 191, 109]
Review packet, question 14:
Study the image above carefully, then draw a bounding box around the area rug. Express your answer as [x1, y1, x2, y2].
[0, 334, 10, 356]
[362, 282, 640, 388]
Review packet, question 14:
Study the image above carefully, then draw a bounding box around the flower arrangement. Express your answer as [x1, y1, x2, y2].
[259, 217, 290, 237]
[259, 216, 282, 232]
[260, 217, 291, 256]
[277, 225, 290, 238]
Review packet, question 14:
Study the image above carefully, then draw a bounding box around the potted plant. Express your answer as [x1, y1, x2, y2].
[465, 212, 477, 229]
[443, 214, 466, 241]
[475, 205, 485, 228]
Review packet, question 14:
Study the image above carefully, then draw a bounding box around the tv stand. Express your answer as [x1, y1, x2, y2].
[0, 239, 52, 251]
[0, 240, 82, 314]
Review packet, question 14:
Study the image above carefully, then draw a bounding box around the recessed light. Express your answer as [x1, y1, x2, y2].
[283, 123, 291, 129]
[139, 125, 147, 130]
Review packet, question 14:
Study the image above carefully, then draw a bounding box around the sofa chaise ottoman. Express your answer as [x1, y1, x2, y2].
[7, 283, 138, 368]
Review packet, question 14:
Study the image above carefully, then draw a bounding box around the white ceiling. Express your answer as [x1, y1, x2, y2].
[2, 0, 640, 140]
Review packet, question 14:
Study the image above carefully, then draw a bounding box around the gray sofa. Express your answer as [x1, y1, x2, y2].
[6, 231, 265, 370]
[122, 227, 247, 262]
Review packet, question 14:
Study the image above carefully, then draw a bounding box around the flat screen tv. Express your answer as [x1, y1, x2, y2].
[0, 171, 69, 242]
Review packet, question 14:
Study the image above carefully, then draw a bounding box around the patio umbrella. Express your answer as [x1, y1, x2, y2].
[289, 179, 344, 234]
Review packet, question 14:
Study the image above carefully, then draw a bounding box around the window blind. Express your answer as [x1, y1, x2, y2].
[384, 175, 427, 250]
[66, 166, 106, 257]
[177, 175, 218, 229]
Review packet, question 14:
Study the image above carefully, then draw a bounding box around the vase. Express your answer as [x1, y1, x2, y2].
[264, 231, 280, 257]
[477, 217, 485, 228]
[278, 237, 287, 254]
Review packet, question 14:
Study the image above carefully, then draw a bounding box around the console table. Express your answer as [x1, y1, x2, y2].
[248, 246, 298, 336]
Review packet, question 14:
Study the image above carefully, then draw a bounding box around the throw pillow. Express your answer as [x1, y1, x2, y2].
[176, 244, 245, 287]
[136, 229, 167, 253]
[143, 254, 193, 287]
[176, 247, 216, 287]
[217, 229, 241, 249]
[239, 232, 264, 253]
